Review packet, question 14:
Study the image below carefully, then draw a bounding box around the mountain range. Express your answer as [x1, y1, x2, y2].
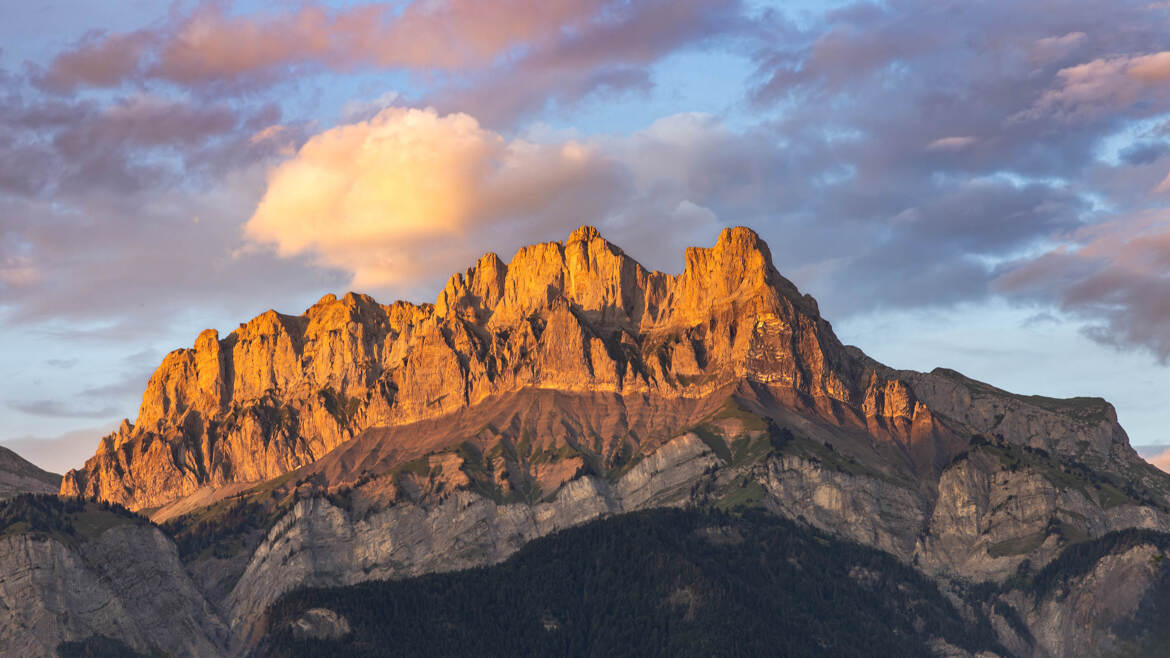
[2, 226, 1169, 657]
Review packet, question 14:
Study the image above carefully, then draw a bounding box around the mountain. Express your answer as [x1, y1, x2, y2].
[0, 445, 60, 498]
[0, 225, 1165, 656]
[62, 225, 868, 510]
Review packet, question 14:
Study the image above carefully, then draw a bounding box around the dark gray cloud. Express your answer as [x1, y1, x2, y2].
[1120, 141, 1170, 166]
[0, 64, 343, 338]
[7, 347, 157, 422]
[7, 399, 120, 419]
[427, 0, 757, 126]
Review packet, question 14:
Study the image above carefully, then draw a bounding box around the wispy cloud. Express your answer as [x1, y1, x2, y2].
[7, 399, 120, 419]
[33, 0, 747, 108]
[1, 423, 118, 474]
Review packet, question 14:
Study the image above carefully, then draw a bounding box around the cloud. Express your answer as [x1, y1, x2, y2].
[0, 89, 292, 198]
[0, 177, 350, 332]
[0, 71, 337, 333]
[1119, 140, 1170, 165]
[926, 136, 978, 151]
[997, 211, 1170, 360]
[339, 91, 401, 123]
[5, 347, 156, 424]
[34, 0, 746, 108]
[1023, 51, 1170, 121]
[731, 0, 1170, 340]
[38, 3, 593, 90]
[34, 29, 155, 93]
[150, 1, 612, 84]
[7, 399, 120, 419]
[245, 106, 626, 289]
[9, 0, 1170, 371]
[425, 0, 751, 125]
[1029, 32, 1086, 65]
[1128, 51, 1170, 82]
[244, 89, 1101, 318]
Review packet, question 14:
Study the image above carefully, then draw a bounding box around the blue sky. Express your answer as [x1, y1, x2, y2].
[2, 0, 1169, 473]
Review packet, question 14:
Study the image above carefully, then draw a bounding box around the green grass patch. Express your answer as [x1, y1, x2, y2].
[988, 532, 1047, 558]
[729, 433, 774, 468]
[715, 479, 767, 511]
[709, 398, 769, 432]
[690, 426, 731, 462]
[0, 495, 148, 546]
[781, 434, 892, 483]
[318, 386, 362, 427]
[968, 436, 1155, 509]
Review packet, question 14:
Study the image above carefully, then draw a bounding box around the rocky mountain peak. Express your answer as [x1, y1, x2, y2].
[567, 224, 603, 243]
[59, 225, 1145, 513]
[65, 225, 863, 509]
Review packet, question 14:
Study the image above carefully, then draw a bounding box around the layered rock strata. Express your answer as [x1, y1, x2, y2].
[64, 226, 933, 510]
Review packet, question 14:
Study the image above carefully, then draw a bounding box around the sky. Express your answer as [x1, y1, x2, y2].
[1, 0, 1169, 474]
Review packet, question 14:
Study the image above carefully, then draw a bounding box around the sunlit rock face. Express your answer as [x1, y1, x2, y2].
[63, 225, 925, 510]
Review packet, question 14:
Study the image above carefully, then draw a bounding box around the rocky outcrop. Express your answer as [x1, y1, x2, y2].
[288, 608, 350, 641]
[758, 454, 926, 561]
[63, 227, 1151, 514]
[61, 226, 893, 510]
[0, 446, 59, 499]
[988, 533, 1170, 657]
[214, 410, 1170, 656]
[226, 432, 719, 647]
[0, 525, 227, 656]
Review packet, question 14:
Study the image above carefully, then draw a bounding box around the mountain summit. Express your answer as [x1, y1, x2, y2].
[62, 226, 900, 509]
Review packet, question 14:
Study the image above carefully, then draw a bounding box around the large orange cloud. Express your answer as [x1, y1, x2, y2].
[244, 107, 619, 288]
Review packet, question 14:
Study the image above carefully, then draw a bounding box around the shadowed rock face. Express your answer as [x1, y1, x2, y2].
[0, 524, 228, 656]
[63, 226, 950, 510]
[0, 446, 59, 498]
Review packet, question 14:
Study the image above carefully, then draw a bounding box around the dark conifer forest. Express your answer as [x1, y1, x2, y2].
[261, 508, 1006, 657]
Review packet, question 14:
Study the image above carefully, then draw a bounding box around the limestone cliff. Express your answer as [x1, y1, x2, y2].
[0, 519, 227, 656]
[61, 226, 893, 510]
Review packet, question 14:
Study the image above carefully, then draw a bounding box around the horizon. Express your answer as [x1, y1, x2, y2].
[3, 0, 1170, 474]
